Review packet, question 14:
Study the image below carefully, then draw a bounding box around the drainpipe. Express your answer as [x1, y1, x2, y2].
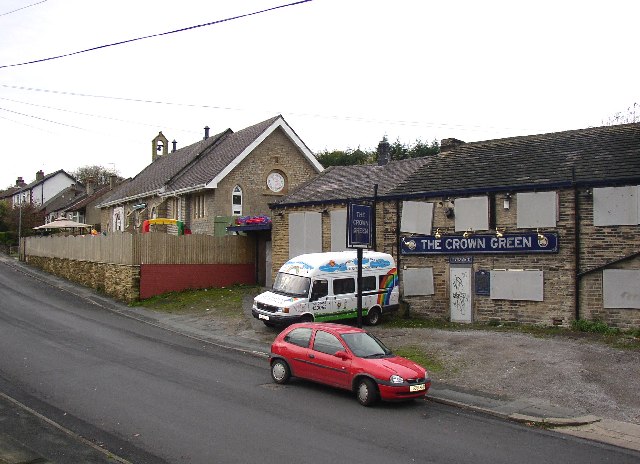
[372, 184, 378, 251]
[573, 169, 581, 321]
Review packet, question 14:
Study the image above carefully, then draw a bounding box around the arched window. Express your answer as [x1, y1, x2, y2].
[232, 185, 242, 216]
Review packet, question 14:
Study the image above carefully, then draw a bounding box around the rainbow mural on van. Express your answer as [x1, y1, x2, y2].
[377, 267, 398, 306]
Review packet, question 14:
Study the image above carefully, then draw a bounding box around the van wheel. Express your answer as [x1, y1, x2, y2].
[366, 307, 381, 326]
[356, 378, 379, 406]
[300, 314, 314, 323]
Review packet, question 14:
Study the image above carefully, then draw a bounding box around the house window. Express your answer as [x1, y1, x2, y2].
[593, 186, 639, 226]
[330, 209, 347, 252]
[193, 193, 206, 219]
[232, 185, 243, 216]
[516, 192, 558, 228]
[454, 196, 489, 232]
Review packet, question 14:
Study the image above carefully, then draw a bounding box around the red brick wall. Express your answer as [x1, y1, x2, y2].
[140, 264, 255, 299]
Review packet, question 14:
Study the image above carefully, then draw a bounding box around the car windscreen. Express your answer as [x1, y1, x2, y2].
[341, 332, 393, 358]
[272, 272, 311, 298]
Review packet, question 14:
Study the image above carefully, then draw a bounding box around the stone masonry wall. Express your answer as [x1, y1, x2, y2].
[26, 255, 140, 303]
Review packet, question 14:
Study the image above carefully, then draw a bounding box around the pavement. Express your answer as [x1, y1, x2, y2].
[1, 254, 640, 463]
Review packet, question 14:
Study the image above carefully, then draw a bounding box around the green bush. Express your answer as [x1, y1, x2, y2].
[0, 231, 16, 245]
[572, 319, 620, 335]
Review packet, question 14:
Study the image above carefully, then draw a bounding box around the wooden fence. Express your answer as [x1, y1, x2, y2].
[24, 233, 255, 265]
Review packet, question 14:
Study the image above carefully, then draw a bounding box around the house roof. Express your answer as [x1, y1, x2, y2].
[16, 170, 77, 193]
[65, 184, 113, 212]
[272, 157, 431, 207]
[390, 122, 640, 197]
[39, 185, 86, 213]
[98, 115, 323, 207]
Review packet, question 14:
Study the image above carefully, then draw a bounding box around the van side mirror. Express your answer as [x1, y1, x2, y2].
[334, 350, 351, 361]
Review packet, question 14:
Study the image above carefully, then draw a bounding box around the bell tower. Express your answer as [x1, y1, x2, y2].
[152, 131, 169, 162]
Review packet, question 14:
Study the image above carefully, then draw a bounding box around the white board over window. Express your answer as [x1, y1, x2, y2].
[603, 269, 640, 309]
[516, 191, 558, 228]
[455, 196, 489, 232]
[403, 268, 435, 296]
[593, 186, 639, 226]
[490, 270, 543, 301]
[289, 212, 322, 258]
[330, 209, 347, 252]
[400, 201, 433, 234]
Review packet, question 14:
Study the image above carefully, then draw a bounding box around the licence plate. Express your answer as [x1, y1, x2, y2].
[258, 314, 270, 321]
[410, 384, 426, 392]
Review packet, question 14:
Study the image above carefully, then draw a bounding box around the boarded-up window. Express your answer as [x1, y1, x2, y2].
[593, 186, 639, 226]
[289, 212, 322, 258]
[603, 269, 640, 309]
[516, 191, 558, 228]
[490, 270, 543, 301]
[400, 201, 434, 234]
[330, 209, 347, 251]
[455, 196, 489, 232]
[403, 268, 435, 296]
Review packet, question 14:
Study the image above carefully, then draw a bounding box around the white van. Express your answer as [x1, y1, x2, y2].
[252, 251, 399, 326]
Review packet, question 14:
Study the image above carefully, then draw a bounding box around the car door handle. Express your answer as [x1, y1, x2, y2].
[308, 354, 315, 359]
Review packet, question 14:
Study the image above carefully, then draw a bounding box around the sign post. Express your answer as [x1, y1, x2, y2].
[347, 203, 372, 328]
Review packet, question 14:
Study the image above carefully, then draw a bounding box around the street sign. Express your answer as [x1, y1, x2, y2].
[347, 203, 372, 248]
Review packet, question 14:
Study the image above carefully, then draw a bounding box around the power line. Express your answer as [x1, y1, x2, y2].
[0, 106, 86, 130]
[0, 82, 532, 133]
[0, 0, 312, 69]
[0, 0, 48, 17]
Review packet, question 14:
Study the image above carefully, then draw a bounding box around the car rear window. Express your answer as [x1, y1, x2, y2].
[284, 328, 312, 348]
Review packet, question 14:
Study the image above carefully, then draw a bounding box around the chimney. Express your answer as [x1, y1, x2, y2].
[36, 170, 45, 181]
[109, 174, 117, 189]
[204, 126, 210, 140]
[377, 136, 391, 166]
[440, 138, 465, 153]
[172, 140, 177, 152]
[86, 176, 96, 196]
[16, 177, 26, 187]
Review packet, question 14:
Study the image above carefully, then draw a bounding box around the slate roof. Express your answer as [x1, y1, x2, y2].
[66, 185, 113, 212]
[98, 129, 230, 206]
[390, 122, 640, 197]
[39, 185, 86, 213]
[272, 157, 431, 207]
[16, 170, 76, 193]
[98, 115, 320, 207]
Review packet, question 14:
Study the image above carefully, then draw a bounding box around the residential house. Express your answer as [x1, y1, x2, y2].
[97, 115, 324, 284]
[269, 123, 640, 329]
[39, 183, 86, 224]
[11, 170, 78, 208]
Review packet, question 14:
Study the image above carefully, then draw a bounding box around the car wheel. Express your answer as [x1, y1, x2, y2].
[356, 378, 379, 406]
[366, 307, 381, 326]
[271, 359, 291, 384]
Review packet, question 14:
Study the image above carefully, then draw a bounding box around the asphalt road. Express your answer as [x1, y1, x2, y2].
[0, 260, 638, 464]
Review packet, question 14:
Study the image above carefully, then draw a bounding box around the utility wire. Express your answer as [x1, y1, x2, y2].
[0, 106, 86, 130]
[0, 0, 312, 68]
[0, 0, 48, 17]
[0, 83, 530, 133]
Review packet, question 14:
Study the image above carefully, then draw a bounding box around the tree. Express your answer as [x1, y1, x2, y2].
[602, 102, 639, 125]
[71, 165, 122, 185]
[315, 148, 373, 167]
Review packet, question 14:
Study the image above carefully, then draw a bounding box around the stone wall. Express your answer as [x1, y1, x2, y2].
[26, 255, 140, 303]
[270, 189, 640, 329]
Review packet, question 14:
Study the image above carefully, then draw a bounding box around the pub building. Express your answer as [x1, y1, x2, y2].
[270, 123, 640, 329]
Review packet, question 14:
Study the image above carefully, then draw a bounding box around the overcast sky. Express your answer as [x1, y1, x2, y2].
[1, 0, 638, 189]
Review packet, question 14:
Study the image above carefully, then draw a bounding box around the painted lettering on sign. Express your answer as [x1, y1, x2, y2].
[401, 233, 558, 254]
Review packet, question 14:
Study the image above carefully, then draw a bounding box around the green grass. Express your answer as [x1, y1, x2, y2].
[133, 285, 261, 318]
[391, 345, 446, 373]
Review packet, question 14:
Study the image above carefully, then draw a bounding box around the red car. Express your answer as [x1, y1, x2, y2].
[269, 322, 431, 406]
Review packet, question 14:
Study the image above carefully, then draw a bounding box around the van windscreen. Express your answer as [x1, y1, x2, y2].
[272, 273, 311, 298]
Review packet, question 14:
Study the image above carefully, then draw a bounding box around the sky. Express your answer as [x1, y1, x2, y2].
[1, 0, 638, 190]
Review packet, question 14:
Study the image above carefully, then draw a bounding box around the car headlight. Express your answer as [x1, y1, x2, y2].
[390, 374, 404, 384]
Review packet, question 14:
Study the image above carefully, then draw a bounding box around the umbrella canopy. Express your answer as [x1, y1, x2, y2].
[33, 218, 92, 230]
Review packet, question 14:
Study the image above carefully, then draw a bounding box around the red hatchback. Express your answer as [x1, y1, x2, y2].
[269, 322, 431, 406]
